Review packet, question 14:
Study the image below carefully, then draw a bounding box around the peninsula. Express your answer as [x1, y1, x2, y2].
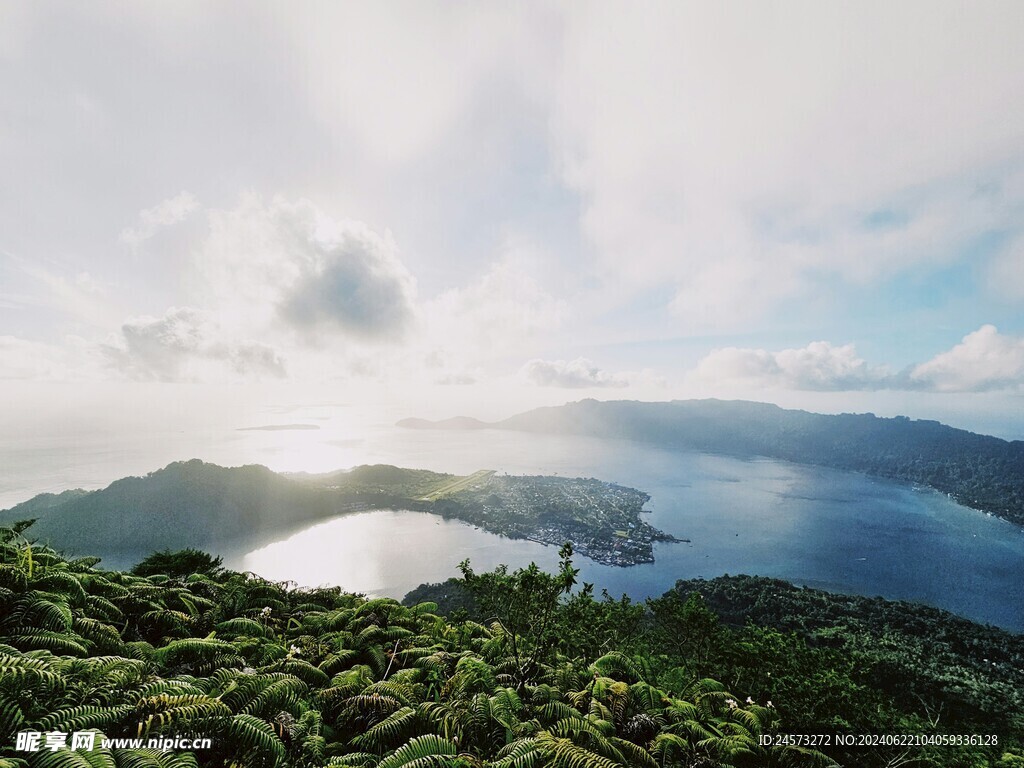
[0, 460, 671, 568]
[400, 398, 1024, 529]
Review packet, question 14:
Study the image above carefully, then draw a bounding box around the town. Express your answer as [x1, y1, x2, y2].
[425, 471, 677, 566]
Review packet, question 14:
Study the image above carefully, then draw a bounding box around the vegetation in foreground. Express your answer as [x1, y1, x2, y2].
[1, 520, 1020, 767]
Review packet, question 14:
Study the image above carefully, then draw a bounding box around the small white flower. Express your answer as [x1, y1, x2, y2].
[767, 700, 774, 708]
[725, 698, 738, 709]
[261, 606, 272, 617]
[746, 697, 754, 705]
[289, 644, 301, 656]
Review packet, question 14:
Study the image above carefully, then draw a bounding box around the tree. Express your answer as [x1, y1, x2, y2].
[458, 543, 578, 690]
[131, 548, 225, 578]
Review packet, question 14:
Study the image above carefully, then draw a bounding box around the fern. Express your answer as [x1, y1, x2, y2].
[0, 692, 25, 735]
[112, 751, 200, 768]
[0, 652, 63, 686]
[353, 706, 420, 751]
[214, 617, 269, 638]
[375, 734, 457, 768]
[4, 628, 88, 656]
[272, 659, 331, 688]
[221, 713, 286, 767]
[239, 676, 308, 718]
[35, 704, 136, 733]
[534, 731, 621, 768]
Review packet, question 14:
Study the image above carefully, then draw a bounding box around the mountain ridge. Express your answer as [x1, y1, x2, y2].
[399, 398, 1024, 527]
[0, 458, 668, 568]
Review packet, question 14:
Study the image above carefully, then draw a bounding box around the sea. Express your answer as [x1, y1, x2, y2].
[2, 396, 1023, 632]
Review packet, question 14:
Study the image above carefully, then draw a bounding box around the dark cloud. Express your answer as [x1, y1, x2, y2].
[278, 227, 415, 340]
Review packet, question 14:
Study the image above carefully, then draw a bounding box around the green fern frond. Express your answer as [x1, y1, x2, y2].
[362, 681, 417, 706]
[0, 652, 63, 686]
[0, 693, 25, 735]
[353, 706, 420, 751]
[272, 659, 330, 688]
[4, 628, 88, 655]
[239, 676, 308, 718]
[152, 638, 236, 666]
[31, 571, 88, 606]
[214, 617, 269, 638]
[588, 652, 643, 684]
[112, 750, 200, 768]
[376, 734, 457, 768]
[35, 704, 136, 733]
[534, 731, 620, 768]
[222, 712, 286, 766]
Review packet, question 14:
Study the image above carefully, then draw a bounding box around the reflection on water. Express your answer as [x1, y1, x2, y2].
[234, 432, 1024, 632]
[241, 510, 563, 597]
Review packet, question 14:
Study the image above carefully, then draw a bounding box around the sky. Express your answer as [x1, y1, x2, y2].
[3, 1, 1024, 438]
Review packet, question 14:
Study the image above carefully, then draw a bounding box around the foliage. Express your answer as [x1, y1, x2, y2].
[0, 523, 835, 768]
[130, 550, 225, 579]
[4, 519, 1018, 767]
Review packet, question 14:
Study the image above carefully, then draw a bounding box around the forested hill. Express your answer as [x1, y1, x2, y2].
[0, 460, 667, 567]
[0, 460, 342, 561]
[403, 399, 1024, 526]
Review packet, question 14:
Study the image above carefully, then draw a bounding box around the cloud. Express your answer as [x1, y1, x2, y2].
[695, 341, 890, 391]
[425, 254, 566, 360]
[551, 3, 1024, 327]
[120, 192, 199, 247]
[521, 358, 631, 389]
[987, 235, 1024, 300]
[279, 5, 549, 166]
[909, 325, 1024, 392]
[435, 372, 478, 386]
[696, 328, 1024, 393]
[0, 334, 102, 381]
[279, 227, 416, 340]
[104, 307, 286, 382]
[192, 195, 416, 342]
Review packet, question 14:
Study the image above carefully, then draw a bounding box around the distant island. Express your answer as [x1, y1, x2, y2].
[236, 423, 321, 431]
[0, 460, 671, 568]
[400, 398, 1024, 528]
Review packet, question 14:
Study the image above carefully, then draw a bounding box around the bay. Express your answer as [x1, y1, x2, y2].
[232, 428, 1024, 632]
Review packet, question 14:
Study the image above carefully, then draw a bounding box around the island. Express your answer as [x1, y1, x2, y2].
[0, 460, 674, 568]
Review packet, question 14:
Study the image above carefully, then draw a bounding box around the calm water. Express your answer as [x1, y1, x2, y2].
[233, 429, 1024, 632]
[2, 403, 1022, 631]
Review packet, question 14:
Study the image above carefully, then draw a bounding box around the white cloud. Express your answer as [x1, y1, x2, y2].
[910, 325, 1024, 392]
[695, 341, 890, 391]
[278, 5, 550, 166]
[120, 192, 199, 248]
[425, 254, 566, 361]
[435, 372, 478, 386]
[696, 328, 1024, 393]
[104, 307, 286, 382]
[0, 336, 72, 380]
[521, 357, 630, 389]
[551, 2, 1024, 327]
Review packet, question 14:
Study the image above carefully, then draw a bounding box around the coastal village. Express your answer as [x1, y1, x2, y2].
[432, 471, 675, 566]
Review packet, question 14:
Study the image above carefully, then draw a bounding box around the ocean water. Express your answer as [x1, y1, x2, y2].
[3, 405, 1022, 631]
[239, 428, 1024, 632]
